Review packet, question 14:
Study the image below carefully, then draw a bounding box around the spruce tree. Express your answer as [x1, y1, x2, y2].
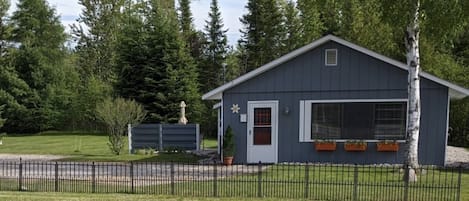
[297, 0, 324, 44]
[203, 0, 229, 90]
[281, 0, 302, 53]
[9, 0, 71, 132]
[239, 0, 285, 72]
[117, 0, 201, 123]
[72, 0, 126, 84]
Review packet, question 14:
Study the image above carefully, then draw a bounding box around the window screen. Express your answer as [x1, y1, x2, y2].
[374, 103, 407, 140]
[311, 103, 342, 139]
[309, 102, 406, 140]
[325, 49, 337, 66]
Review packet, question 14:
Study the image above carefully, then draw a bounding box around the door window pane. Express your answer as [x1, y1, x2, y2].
[254, 108, 271, 145]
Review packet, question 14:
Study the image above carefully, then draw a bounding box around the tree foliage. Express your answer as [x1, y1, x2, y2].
[96, 97, 146, 155]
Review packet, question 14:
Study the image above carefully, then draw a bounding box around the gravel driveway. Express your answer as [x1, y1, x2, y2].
[445, 146, 469, 168]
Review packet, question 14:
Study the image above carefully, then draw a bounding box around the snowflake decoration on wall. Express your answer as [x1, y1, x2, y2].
[231, 104, 240, 114]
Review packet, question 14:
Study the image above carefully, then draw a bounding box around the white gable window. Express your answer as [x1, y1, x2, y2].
[299, 99, 407, 142]
[325, 49, 338, 66]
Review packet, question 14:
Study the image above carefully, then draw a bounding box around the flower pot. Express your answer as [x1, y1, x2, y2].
[377, 142, 399, 152]
[344, 143, 367, 152]
[315, 142, 336, 151]
[223, 156, 234, 166]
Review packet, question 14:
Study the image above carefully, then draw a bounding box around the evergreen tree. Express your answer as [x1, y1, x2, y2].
[297, 0, 324, 45]
[339, 0, 397, 57]
[72, 0, 126, 84]
[281, 0, 302, 53]
[178, 0, 205, 60]
[203, 0, 229, 90]
[239, 0, 285, 72]
[8, 0, 71, 132]
[117, 0, 201, 123]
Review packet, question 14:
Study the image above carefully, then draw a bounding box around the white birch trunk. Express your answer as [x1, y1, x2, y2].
[405, 0, 421, 171]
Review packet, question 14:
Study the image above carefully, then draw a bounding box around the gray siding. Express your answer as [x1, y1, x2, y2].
[223, 41, 449, 165]
[131, 124, 199, 152]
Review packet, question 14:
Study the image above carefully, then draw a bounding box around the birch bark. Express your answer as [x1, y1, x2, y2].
[405, 0, 421, 171]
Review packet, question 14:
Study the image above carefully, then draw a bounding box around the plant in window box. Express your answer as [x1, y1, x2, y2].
[314, 139, 337, 151]
[377, 140, 399, 152]
[344, 140, 367, 152]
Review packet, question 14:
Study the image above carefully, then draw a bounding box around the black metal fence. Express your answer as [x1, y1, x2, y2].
[0, 160, 464, 201]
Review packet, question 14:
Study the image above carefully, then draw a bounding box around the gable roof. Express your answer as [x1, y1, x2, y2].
[202, 35, 469, 100]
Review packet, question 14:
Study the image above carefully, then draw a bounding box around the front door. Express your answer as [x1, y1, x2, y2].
[247, 101, 278, 163]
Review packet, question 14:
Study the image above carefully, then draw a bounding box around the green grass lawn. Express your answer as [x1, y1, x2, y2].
[0, 192, 299, 201]
[0, 132, 201, 163]
[202, 137, 217, 149]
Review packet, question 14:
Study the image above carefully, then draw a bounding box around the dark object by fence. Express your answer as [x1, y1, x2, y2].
[0, 160, 464, 200]
[129, 124, 200, 153]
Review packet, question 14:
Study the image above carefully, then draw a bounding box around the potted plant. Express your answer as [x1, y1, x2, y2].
[344, 140, 367, 152]
[223, 126, 235, 165]
[314, 139, 337, 151]
[376, 140, 399, 152]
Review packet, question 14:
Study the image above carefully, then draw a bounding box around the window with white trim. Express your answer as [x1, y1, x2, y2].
[299, 101, 407, 141]
[325, 49, 337, 66]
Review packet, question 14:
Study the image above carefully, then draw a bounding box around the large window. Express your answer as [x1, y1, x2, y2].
[300, 100, 407, 141]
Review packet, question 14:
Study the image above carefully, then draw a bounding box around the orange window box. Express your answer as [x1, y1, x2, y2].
[377, 142, 399, 152]
[314, 142, 337, 151]
[344, 143, 367, 152]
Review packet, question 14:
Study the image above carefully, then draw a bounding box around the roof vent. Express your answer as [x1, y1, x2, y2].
[325, 49, 338, 66]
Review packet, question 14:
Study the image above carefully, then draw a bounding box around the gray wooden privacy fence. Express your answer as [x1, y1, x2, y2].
[128, 124, 200, 153]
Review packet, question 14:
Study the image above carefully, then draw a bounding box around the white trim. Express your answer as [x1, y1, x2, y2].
[299, 101, 305, 142]
[212, 102, 222, 109]
[305, 99, 408, 103]
[306, 139, 407, 143]
[220, 98, 224, 160]
[202, 35, 469, 100]
[247, 100, 279, 163]
[325, 49, 338, 66]
[444, 93, 450, 166]
[299, 99, 408, 142]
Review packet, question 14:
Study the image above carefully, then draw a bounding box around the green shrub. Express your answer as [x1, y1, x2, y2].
[223, 126, 235, 157]
[95, 97, 146, 155]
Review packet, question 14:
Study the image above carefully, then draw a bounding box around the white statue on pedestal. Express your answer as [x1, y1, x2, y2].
[178, 101, 188, 125]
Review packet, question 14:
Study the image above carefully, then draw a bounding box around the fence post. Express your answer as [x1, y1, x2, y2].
[170, 162, 175, 195]
[159, 124, 163, 151]
[54, 162, 59, 192]
[18, 158, 22, 191]
[92, 162, 96, 193]
[130, 162, 135, 194]
[403, 165, 409, 201]
[304, 163, 309, 199]
[457, 166, 462, 201]
[128, 124, 132, 154]
[257, 161, 262, 198]
[353, 165, 358, 201]
[213, 163, 218, 197]
[196, 124, 200, 151]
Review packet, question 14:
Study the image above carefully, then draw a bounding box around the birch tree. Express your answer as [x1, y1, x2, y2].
[405, 0, 421, 173]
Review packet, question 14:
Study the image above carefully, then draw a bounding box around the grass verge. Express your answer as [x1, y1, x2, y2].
[0, 191, 300, 201]
[0, 132, 201, 163]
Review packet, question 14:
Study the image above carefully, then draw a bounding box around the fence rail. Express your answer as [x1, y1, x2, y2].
[0, 160, 464, 200]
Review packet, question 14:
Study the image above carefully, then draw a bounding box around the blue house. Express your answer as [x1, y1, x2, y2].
[202, 35, 469, 165]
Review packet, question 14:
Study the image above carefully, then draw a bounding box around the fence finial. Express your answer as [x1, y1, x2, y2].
[179, 101, 188, 125]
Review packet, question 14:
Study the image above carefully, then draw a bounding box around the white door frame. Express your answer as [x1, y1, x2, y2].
[247, 100, 278, 163]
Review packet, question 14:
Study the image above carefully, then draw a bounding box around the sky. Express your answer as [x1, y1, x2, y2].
[8, 0, 248, 46]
